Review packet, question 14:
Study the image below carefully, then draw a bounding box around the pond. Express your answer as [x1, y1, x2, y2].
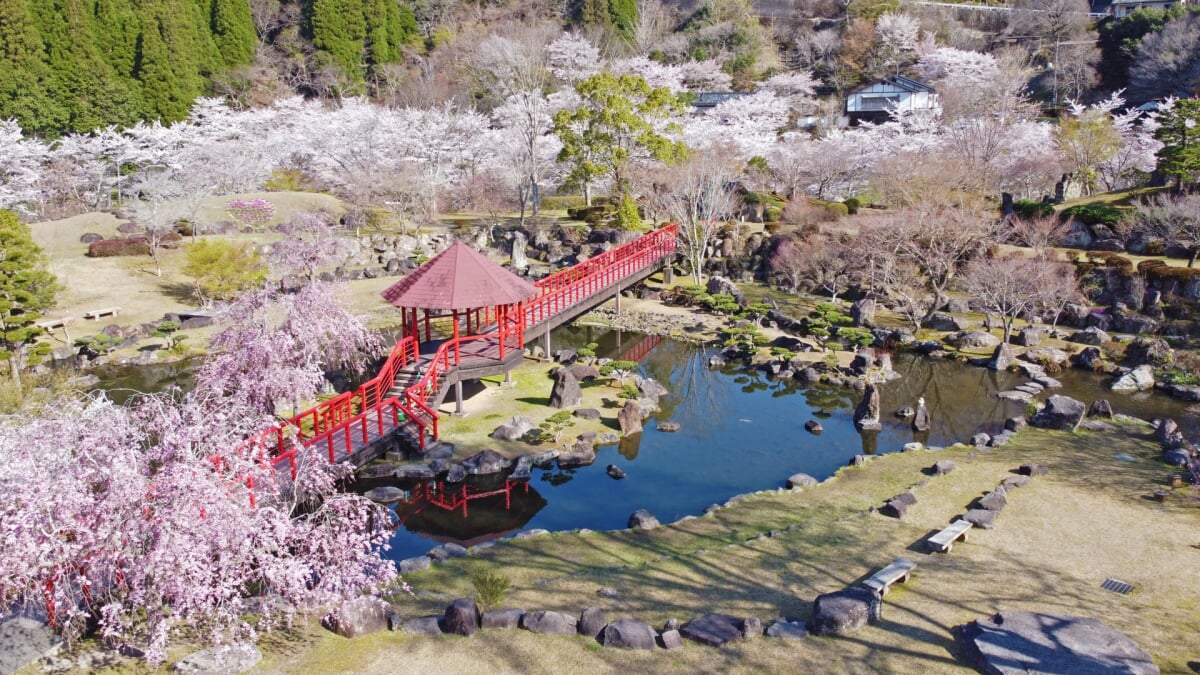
[365, 326, 1199, 562]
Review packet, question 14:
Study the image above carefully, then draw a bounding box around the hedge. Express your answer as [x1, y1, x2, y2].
[1137, 258, 1200, 281]
[1014, 198, 1054, 219]
[541, 195, 588, 211]
[1060, 203, 1126, 227]
[88, 237, 150, 257]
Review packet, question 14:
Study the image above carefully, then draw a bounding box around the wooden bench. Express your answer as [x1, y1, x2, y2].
[861, 558, 917, 595]
[83, 307, 120, 320]
[35, 317, 71, 330]
[926, 519, 973, 553]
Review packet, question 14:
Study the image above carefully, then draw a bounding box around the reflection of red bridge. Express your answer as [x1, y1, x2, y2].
[615, 332, 663, 363]
[404, 479, 530, 519]
[244, 225, 678, 496]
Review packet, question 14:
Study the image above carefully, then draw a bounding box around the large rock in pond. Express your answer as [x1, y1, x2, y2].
[988, 343, 1015, 371]
[912, 398, 931, 432]
[548, 369, 583, 409]
[443, 598, 480, 636]
[947, 331, 1001, 350]
[364, 486, 408, 503]
[957, 612, 1159, 675]
[1124, 337, 1172, 367]
[602, 618, 658, 649]
[491, 416, 536, 441]
[808, 587, 880, 636]
[1069, 326, 1111, 346]
[557, 440, 596, 468]
[618, 400, 643, 435]
[853, 383, 882, 431]
[1111, 365, 1155, 393]
[520, 610, 578, 635]
[1029, 395, 1086, 432]
[681, 614, 744, 647]
[1071, 346, 1106, 371]
[325, 597, 391, 638]
[462, 449, 511, 475]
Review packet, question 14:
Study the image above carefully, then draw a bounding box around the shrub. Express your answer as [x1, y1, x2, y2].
[764, 206, 783, 222]
[183, 240, 268, 303]
[842, 197, 860, 215]
[470, 570, 511, 612]
[619, 383, 640, 399]
[87, 237, 150, 257]
[567, 204, 615, 224]
[1013, 198, 1055, 219]
[263, 168, 318, 192]
[540, 195, 587, 211]
[1087, 251, 1134, 276]
[818, 200, 849, 218]
[1099, 339, 1127, 361]
[1060, 203, 1125, 227]
[614, 193, 643, 230]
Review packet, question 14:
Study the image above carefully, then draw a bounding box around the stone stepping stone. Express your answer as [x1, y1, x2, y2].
[602, 618, 658, 649]
[766, 618, 809, 639]
[996, 390, 1033, 403]
[963, 509, 996, 529]
[680, 614, 743, 647]
[481, 609, 524, 630]
[174, 643, 261, 673]
[1015, 383, 1043, 395]
[1034, 375, 1063, 389]
[520, 610, 577, 635]
[957, 612, 1157, 674]
[402, 616, 444, 635]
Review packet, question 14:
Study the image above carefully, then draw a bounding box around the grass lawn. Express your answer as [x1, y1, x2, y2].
[248, 422, 1199, 674]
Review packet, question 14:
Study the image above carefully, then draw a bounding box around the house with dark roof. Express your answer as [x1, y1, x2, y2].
[691, 92, 750, 110]
[845, 76, 938, 124]
[1110, 0, 1188, 17]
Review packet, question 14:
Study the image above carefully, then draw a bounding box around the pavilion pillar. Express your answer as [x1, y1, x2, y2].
[498, 305, 506, 360]
[452, 311, 461, 365]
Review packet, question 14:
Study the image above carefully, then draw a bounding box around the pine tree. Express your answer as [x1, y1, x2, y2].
[93, 0, 142, 79]
[363, 0, 396, 65]
[310, 0, 366, 81]
[608, 0, 637, 42]
[211, 0, 255, 66]
[0, 0, 69, 135]
[135, 11, 192, 121]
[0, 210, 59, 387]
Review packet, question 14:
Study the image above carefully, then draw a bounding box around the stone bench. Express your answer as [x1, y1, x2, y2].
[926, 519, 973, 553]
[35, 317, 71, 330]
[861, 558, 917, 596]
[83, 307, 120, 320]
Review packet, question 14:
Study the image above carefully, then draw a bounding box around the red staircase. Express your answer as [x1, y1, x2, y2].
[245, 223, 678, 488]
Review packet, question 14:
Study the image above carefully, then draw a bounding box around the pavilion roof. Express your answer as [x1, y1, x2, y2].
[380, 240, 538, 311]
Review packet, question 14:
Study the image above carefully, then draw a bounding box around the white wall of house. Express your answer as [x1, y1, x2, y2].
[846, 82, 937, 115]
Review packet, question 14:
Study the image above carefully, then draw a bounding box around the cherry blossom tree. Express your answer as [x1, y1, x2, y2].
[769, 232, 858, 301]
[546, 33, 603, 84]
[962, 253, 1080, 342]
[0, 120, 46, 217]
[652, 144, 744, 283]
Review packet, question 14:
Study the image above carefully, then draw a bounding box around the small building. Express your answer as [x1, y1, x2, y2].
[691, 91, 749, 111]
[1110, 0, 1187, 17]
[845, 76, 938, 124]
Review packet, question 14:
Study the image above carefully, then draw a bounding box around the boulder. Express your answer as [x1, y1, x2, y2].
[809, 587, 879, 636]
[462, 449, 511, 475]
[628, 509, 660, 530]
[932, 460, 956, 476]
[1111, 365, 1155, 393]
[1001, 475, 1031, 489]
[656, 421, 681, 432]
[742, 617, 763, 638]
[573, 408, 601, 420]
[326, 597, 391, 638]
[988, 343, 1015, 371]
[1005, 416, 1028, 432]
[681, 614, 744, 647]
[491, 416, 536, 441]
[520, 610, 578, 635]
[1163, 448, 1191, 466]
[851, 299, 876, 327]
[1071, 346, 1106, 371]
[1154, 418, 1184, 448]
[606, 464, 627, 480]
[1069, 326, 1111, 346]
[618, 400, 643, 435]
[395, 464, 435, 480]
[557, 442, 597, 468]
[549, 369, 583, 409]
[578, 608, 608, 638]
[398, 556, 432, 574]
[947, 331, 1001, 350]
[957, 612, 1159, 675]
[402, 616, 444, 635]
[173, 643, 262, 673]
[602, 618, 658, 649]
[988, 433, 1011, 447]
[660, 629, 684, 649]
[766, 619, 809, 639]
[706, 276, 745, 304]
[427, 543, 469, 562]
[972, 433, 992, 447]
[0, 617, 62, 675]
[881, 497, 911, 519]
[636, 376, 669, 403]
[853, 383, 882, 431]
[481, 608, 525, 630]
[1124, 337, 1172, 367]
[364, 486, 407, 503]
[925, 312, 970, 332]
[1029, 395, 1086, 431]
[1018, 463, 1050, 476]
[1014, 328, 1042, 347]
[787, 473, 819, 489]
[798, 367, 821, 383]
[963, 509, 996, 529]
[977, 486, 1007, 511]
[1022, 347, 1070, 366]
[445, 463, 467, 483]
[804, 420, 823, 434]
[568, 365, 601, 381]
[902, 442, 924, 453]
[1088, 399, 1114, 418]
[443, 598, 480, 637]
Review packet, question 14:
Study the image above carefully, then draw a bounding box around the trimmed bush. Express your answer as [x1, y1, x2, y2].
[1060, 203, 1126, 227]
[764, 206, 783, 222]
[1086, 251, 1133, 276]
[540, 195, 588, 211]
[1013, 198, 1054, 219]
[88, 237, 150, 257]
[842, 197, 860, 214]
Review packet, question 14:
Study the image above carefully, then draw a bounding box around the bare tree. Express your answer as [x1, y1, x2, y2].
[1008, 213, 1071, 255]
[962, 253, 1079, 342]
[858, 205, 996, 329]
[769, 232, 858, 302]
[1129, 13, 1200, 101]
[1135, 193, 1200, 267]
[655, 145, 744, 284]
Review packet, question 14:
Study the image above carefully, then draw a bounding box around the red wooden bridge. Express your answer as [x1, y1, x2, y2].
[250, 224, 678, 485]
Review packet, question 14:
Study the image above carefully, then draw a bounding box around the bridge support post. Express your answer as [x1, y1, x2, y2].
[615, 284, 621, 314]
[663, 260, 673, 284]
[542, 332, 551, 361]
[454, 381, 464, 416]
